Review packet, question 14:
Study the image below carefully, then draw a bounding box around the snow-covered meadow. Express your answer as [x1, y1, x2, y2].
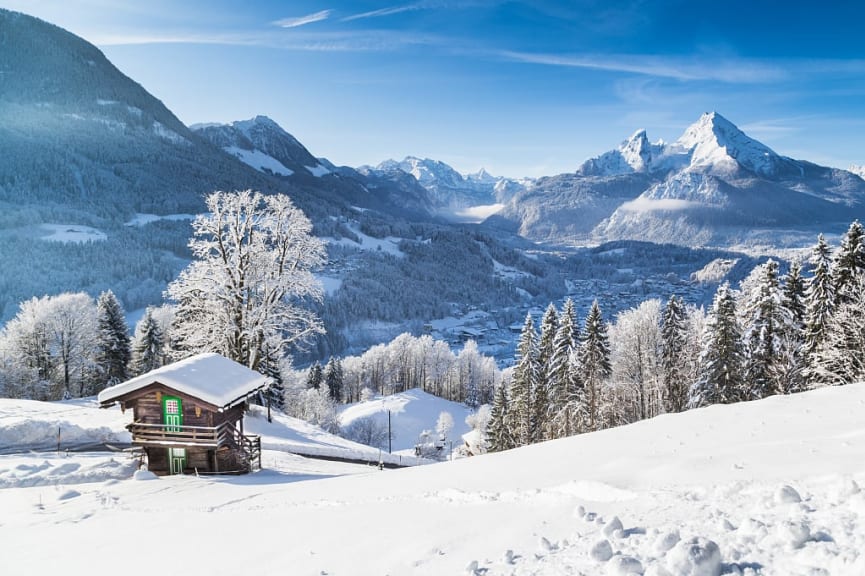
[2, 385, 865, 575]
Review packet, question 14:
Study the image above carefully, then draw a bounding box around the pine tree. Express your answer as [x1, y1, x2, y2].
[579, 300, 611, 432]
[741, 260, 785, 400]
[94, 290, 131, 392]
[690, 283, 744, 407]
[509, 313, 539, 446]
[486, 382, 512, 452]
[812, 275, 865, 385]
[660, 295, 689, 413]
[533, 303, 558, 441]
[307, 361, 323, 389]
[831, 220, 865, 305]
[777, 261, 807, 393]
[547, 299, 580, 438]
[803, 235, 836, 385]
[129, 308, 164, 376]
[259, 339, 286, 412]
[324, 357, 344, 402]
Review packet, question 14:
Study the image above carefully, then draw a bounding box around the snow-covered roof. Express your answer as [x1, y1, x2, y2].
[98, 353, 269, 409]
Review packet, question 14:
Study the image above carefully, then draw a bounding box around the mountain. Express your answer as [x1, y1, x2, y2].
[851, 164, 865, 179]
[492, 112, 865, 247]
[368, 157, 526, 218]
[193, 118, 436, 219]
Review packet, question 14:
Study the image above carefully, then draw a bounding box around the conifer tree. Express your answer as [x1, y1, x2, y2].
[831, 220, 865, 305]
[307, 361, 323, 389]
[324, 357, 344, 402]
[94, 290, 131, 391]
[690, 283, 744, 407]
[812, 275, 865, 385]
[129, 308, 164, 376]
[487, 382, 512, 452]
[578, 300, 610, 432]
[660, 295, 689, 413]
[509, 313, 539, 446]
[259, 339, 286, 412]
[741, 260, 785, 399]
[547, 300, 580, 437]
[777, 261, 807, 393]
[533, 303, 558, 441]
[803, 234, 836, 385]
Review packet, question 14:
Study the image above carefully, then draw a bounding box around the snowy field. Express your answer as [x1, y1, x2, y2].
[2, 385, 865, 575]
[339, 388, 473, 456]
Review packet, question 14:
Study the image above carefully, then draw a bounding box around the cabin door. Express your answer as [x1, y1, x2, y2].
[163, 395, 183, 431]
[168, 447, 186, 475]
[163, 396, 185, 475]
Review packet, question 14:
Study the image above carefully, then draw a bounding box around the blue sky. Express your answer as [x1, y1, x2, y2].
[4, 1, 865, 177]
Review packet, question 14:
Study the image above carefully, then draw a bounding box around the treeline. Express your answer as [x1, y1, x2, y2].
[487, 220, 865, 452]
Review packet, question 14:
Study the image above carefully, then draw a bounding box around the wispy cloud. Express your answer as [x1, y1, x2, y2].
[497, 51, 789, 84]
[273, 9, 334, 28]
[343, 2, 427, 22]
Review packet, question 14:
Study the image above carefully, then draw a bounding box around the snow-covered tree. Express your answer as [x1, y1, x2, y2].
[324, 356, 344, 402]
[739, 260, 786, 399]
[579, 300, 611, 431]
[811, 275, 865, 385]
[465, 404, 491, 454]
[306, 361, 323, 389]
[292, 386, 340, 434]
[436, 411, 455, 442]
[661, 295, 689, 413]
[130, 307, 165, 376]
[831, 220, 865, 305]
[547, 299, 581, 438]
[508, 313, 539, 446]
[690, 283, 744, 407]
[94, 290, 130, 391]
[803, 235, 836, 385]
[777, 261, 807, 394]
[167, 190, 325, 371]
[487, 380, 513, 452]
[610, 299, 663, 424]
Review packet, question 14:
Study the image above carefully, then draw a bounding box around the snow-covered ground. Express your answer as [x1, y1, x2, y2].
[326, 222, 404, 256]
[2, 385, 865, 575]
[38, 223, 107, 243]
[338, 388, 472, 456]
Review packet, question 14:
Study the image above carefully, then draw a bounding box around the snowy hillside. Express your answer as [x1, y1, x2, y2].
[338, 388, 473, 455]
[3, 384, 865, 574]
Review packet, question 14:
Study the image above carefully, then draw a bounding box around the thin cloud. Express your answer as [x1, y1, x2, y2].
[274, 9, 334, 28]
[343, 2, 426, 22]
[498, 50, 789, 84]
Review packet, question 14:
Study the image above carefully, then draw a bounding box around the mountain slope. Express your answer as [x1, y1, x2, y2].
[2, 382, 864, 574]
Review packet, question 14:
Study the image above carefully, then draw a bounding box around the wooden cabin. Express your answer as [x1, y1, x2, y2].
[98, 353, 268, 475]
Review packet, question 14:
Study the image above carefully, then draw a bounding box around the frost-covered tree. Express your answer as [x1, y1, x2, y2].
[130, 307, 165, 376]
[436, 411, 454, 442]
[291, 386, 340, 434]
[690, 283, 744, 407]
[803, 235, 836, 385]
[533, 304, 559, 441]
[610, 299, 662, 424]
[324, 356, 344, 402]
[547, 299, 581, 438]
[739, 260, 786, 400]
[306, 361, 323, 389]
[94, 290, 131, 391]
[487, 380, 513, 452]
[167, 190, 325, 371]
[508, 314, 539, 446]
[811, 275, 865, 385]
[661, 295, 689, 413]
[465, 404, 491, 455]
[777, 262, 807, 394]
[831, 220, 865, 305]
[579, 300, 611, 431]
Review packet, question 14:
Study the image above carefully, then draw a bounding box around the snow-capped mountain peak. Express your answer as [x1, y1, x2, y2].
[850, 164, 865, 179]
[675, 111, 786, 177]
[576, 127, 673, 176]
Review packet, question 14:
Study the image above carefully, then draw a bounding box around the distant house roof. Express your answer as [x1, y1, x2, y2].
[97, 353, 269, 409]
